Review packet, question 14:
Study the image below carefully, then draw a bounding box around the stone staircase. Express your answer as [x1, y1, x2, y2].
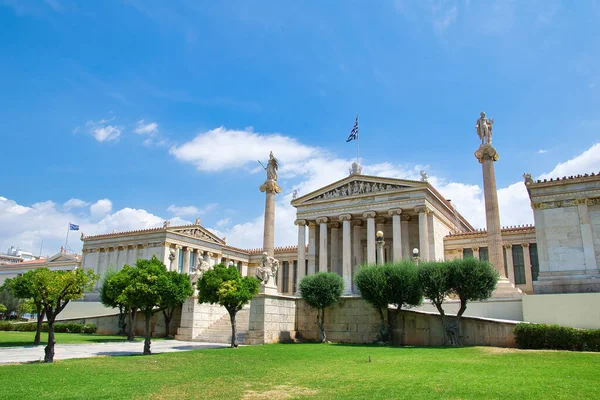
[194, 306, 251, 344]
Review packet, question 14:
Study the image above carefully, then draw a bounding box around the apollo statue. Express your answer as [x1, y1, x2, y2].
[255, 252, 279, 284]
[476, 111, 495, 145]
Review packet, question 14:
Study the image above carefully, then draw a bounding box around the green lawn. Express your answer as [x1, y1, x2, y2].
[0, 331, 152, 347]
[0, 344, 599, 399]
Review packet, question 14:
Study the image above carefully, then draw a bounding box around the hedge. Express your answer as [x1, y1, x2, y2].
[514, 323, 600, 352]
[0, 321, 96, 334]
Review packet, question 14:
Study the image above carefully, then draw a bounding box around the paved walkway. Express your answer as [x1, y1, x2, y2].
[0, 340, 227, 364]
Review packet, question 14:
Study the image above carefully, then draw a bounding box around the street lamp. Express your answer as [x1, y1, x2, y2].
[412, 248, 420, 265]
[376, 231, 385, 265]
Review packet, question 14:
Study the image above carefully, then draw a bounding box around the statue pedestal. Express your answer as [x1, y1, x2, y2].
[492, 278, 523, 298]
[259, 277, 278, 295]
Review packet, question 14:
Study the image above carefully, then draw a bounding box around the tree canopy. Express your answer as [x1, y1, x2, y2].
[299, 272, 344, 342]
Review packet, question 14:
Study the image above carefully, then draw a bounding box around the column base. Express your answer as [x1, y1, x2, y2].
[492, 278, 523, 299]
[533, 272, 600, 294]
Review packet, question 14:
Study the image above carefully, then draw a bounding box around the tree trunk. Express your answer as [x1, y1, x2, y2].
[118, 306, 127, 336]
[44, 312, 56, 363]
[318, 308, 326, 343]
[163, 309, 173, 338]
[34, 304, 45, 346]
[432, 300, 459, 346]
[143, 313, 152, 355]
[229, 310, 238, 348]
[387, 308, 399, 345]
[127, 309, 137, 341]
[377, 308, 388, 343]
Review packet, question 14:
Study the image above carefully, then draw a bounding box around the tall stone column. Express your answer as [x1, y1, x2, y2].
[317, 217, 329, 272]
[330, 222, 340, 274]
[522, 243, 534, 293]
[363, 212, 376, 264]
[295, 220, 307, 293]
[352, 220, 363, 291]
[415, 206, 429, 261]
[388, 209, 403, 262]
[307, 222, 317, 275]
[183, 247, 192, 274]
[401, 215, 410, 259]
[475, 144, 506, 278]
[174, 246, 181, 272]
[259, 152, 281, 258]
[340, 214, 352, 294]
[504, 244, 514, 283]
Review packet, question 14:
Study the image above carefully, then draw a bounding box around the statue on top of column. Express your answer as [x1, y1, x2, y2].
[265, 151, 279, 182]
[476, 111, 495, 145]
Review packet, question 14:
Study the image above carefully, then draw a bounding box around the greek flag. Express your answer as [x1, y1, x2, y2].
[346, 115, 359, 142]
[69, 223, 79, 231]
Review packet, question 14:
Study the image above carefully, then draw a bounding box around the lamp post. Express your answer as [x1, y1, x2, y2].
[412, 248, 420, 265]
[376, 230, 385, 265]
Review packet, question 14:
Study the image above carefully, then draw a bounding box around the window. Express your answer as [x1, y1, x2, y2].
[512, 245, 526, 285]
[463, 248, 474, 258]
[479, 247, 488, 262]
[178, 250, 184, 273]
[282, 261, 289, 293]
[529, 244, 539, 281]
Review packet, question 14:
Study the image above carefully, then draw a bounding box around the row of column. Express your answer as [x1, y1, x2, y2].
[295, 206, 432, 294]
[165, 246, 246, 275]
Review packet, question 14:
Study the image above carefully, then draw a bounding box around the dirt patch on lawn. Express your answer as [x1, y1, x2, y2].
[478, 347, 522, 354]
[242, 385, 318, 400]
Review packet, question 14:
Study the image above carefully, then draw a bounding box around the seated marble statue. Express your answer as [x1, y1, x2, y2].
[256, 252, 279, 284]
[190, 260, 212, 285]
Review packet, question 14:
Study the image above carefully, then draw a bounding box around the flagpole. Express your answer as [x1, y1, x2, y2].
[65, 222, 70, 248]
[356, 115, 360, 165]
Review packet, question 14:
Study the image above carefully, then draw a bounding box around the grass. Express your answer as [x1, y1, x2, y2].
[0, 344, 599, 399]
[0, 331, 163, 347]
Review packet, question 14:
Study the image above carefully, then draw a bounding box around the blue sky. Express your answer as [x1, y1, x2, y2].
[1, 0, 599, 255]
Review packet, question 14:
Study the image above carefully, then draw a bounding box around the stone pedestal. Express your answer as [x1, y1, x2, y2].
[175, 296, 229, 341]
[245, 294, 297, 345]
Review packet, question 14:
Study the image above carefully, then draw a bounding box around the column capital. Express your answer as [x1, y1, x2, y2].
[363, 211, 377, 219]
[351, 219, 363, 227]
[185, 247, 193, 253]
[472, 247, 480, 252]
[294, 219, 307, 226]
[339, 214, 352, 222]
[457, 248, 464, 254]
[503, 244, 513, 249]
[175, 245, 182, 250]
[521, 242, 530, 248]
[388, 208, 403, 216]
[401, 214, 411, 222]
[316, 216, 329, 224]
[329, 222, 340, 229]
[414, 206, 430, 214]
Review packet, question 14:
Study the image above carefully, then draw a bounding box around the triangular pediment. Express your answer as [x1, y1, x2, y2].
[170, 226, 225, 245]
[47, 253, 78, 263]
[292, 175, 425, 205]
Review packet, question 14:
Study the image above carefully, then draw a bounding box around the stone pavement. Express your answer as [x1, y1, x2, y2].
[0, 340, 227, 364]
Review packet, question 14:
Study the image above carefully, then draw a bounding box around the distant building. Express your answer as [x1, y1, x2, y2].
[0, 246, 38, 265]
[0, 247, 80, 285]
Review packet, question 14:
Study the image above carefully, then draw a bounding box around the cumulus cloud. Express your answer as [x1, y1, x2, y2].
[169, 127, 320, 172]
[80, 118, 122, 142]
[63, 198, 89, 210]
[90, 199, 112, 219]
[167, 203, 218, 217]
[538, 143, 600, 180]
[216, 218, 231, 228]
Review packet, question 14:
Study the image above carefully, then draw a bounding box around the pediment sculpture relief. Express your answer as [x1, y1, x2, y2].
[309, 181, 408, 201]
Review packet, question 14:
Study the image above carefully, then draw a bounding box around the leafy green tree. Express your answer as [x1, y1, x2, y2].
[8, 270, 47, 344]
[100, 270, 130, 337]
[354, 265, 389, 341]
[157, 270, 193, 337]
[197, 264, 259, 348]
[28, 268, 98, 362]
[418, 259, 498, 345]
[0, 280, 21, 320]
[118, 257, 166, 355]
[0, 303, 6, 315]
[299, 272, 344, 343]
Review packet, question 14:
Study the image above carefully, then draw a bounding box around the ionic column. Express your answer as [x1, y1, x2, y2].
[307, 222, 317, 275]
[363, 211, 376, 264]
[295, 219, 307, 293]
[183, 248, 192, 274]
[473, 247, 480, 260]
[287, 262, 294, 295]
[388, 209, 403, 262]
[330, 222, 340, 274]
[316, 217, 329, 272]
[352, 220, 363, 291]
[415, 206, 430, 261]
[174, 246, 182, 272]
[522, 243, 534, 293]
[401, 214, 410, 259]
[504, 244, 514, 284]
[340, 214, 352, 294]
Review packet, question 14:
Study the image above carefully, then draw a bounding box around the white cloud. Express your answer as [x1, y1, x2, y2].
[169, 127, 320, 172]
[167, 203, 218, 217]
[538, 143, 600, 180]
[216, 217, 231, 228]
[63, 198, 89, 210]
[537, 149, 548, 154]
[90, 199, 112, 219]
[82, 118, 121, 142]
[134, 120, 158, 135]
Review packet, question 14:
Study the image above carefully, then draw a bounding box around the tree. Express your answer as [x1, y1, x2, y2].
[0, 304, 6, 316]
[8, 270, 47, 344]
[355, 262, 423, 343]
[28, 268, 98, 362]
[118, 257, 166, 355]
[299, 272, 344, 343]
[197, 264, 259, 348]
[418, 259, 498, 345]
[0, 281, 21, 320]
[157, 270, 193, 337]
[354, 265, 389, 342]
[100, 269, 130, 336]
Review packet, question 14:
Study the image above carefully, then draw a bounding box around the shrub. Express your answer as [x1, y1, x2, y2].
[0, 322, 96, 334]
[514, 323, 600, 352]
[299, 272, 344, 342]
